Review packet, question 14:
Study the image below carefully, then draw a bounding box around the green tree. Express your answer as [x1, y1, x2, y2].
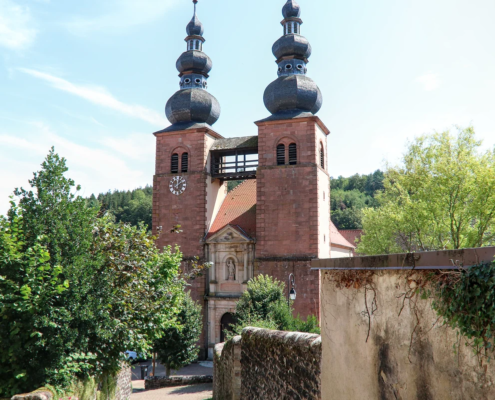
[0, 149, 184, 396]
[154, 293, 202, 376]
[357, 127, 495, 255]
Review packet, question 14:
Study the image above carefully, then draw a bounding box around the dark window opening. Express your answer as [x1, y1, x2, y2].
[220, 313, 236, 343]
[277, 144, 285, 165]
[289, 143, 297, 165]
[211, 149, 258, 180]
[320, 144, 325, 169]
[181, 153, 189, 173]
[171, 153, 179, 173]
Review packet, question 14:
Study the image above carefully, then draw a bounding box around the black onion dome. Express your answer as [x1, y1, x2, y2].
[272, 35, 312, 61]
[186, 14, 204, 36]
[166, 88, 220, 126]
[282, 0, 301, 19]
[263, 75, 322, 115]
[176, 51, 212, 75]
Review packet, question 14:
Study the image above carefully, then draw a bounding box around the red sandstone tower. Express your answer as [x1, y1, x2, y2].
[254, 0, 330, 320]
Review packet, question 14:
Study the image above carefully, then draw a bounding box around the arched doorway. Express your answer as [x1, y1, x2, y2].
[220, 312, 236, 343]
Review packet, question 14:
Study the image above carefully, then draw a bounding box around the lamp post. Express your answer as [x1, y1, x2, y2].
[288, 273, 296, 308]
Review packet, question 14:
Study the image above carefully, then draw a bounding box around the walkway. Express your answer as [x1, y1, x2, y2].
[131, 380, 212, 400]
[130, 362, 213, 400]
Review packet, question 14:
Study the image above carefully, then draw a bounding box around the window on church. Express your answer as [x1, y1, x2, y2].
[287, 23, 292, 34]
[320, 143, 325, 169]
[171, 153, 179, 173]
[181, 153, 189, 173]
[289, 143, 297, 165]
[276, 144, 285, 165]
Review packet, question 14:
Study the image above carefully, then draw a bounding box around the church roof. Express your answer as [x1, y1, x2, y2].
[207, 180, 257, 240]
[207, 179, 356, 251]
[211, 136, 258, 151]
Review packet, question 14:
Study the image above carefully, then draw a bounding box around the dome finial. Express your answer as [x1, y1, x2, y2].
[186, 0, 204, 37]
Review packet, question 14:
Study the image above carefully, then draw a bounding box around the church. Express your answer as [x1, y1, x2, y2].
[152, 0, 356, 359]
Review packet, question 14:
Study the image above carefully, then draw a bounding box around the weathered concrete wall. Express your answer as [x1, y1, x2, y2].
[213, 336, 242, 400]
[320, 270, 495, 400]
[241, 327, 321, 400]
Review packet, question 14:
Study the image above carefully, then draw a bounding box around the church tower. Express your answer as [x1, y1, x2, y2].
[152, 1, 226, 357]
[255, 0, 331, 317]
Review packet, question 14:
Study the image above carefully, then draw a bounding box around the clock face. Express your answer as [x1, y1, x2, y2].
[169, 176, 187, 196]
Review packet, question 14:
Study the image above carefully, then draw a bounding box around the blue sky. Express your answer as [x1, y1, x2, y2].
[1, 0, 494, 215]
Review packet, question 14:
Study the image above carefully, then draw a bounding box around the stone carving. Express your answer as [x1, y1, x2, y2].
[227, 259, 236, 281]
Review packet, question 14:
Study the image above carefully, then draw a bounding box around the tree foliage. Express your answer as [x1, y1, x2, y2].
[357, 127, 495, 255]
[330, 170, 384, 229]
[226, 275, 320, 340]
[154, 293, 203, 376]
[0, 149, 184, 397]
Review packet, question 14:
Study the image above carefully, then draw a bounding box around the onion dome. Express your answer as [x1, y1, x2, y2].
[186, 14, 204, 36]
[264, 75, 321, 115]
[162, 0, 221, 130]
[282, 0, 301, 19]
[272, 35, 311, 62]
[262, 0, 322, 118]
[166, 89, 220, 126]
[176, 50, 212, 76]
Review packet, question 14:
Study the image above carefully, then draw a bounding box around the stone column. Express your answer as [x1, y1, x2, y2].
[244, 247, 248, 283]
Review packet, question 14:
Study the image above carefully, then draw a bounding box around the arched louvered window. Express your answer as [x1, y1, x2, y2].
[276, 144, 285, 165]
[320, 143, 325, 169]
[289, 143, 297, 165]
[181, 153, 189, 173]
[195, 40, 199, 50]
[287, 22, 293, 34]
[171, 153, 179, 173]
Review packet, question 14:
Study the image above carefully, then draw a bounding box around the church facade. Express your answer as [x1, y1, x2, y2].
[152, 0, 355, 359]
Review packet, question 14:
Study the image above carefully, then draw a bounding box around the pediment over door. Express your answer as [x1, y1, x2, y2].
[206, 224, 254, 244]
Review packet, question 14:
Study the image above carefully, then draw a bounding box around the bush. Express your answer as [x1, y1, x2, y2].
[225, 275, 320, 340]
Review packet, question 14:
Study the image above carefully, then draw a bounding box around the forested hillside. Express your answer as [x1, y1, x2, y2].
[330, 170, 384, 230]
[88, 186, 153, 229]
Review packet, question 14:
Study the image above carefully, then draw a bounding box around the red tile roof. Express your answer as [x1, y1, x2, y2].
[330, 221, 355, 249]
[207, 180, 257, 239]
[338, 229, 363, 248]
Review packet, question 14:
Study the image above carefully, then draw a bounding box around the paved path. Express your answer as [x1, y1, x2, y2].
[130, 362, 213, 400]
[131, 380, 212, 400]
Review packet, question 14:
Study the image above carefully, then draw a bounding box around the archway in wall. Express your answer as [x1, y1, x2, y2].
[220, 313, 236, 343]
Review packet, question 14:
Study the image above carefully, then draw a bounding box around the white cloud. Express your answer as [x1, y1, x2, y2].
[0, 0, 37, 50]
[0, 122, 154, 215]
[19, 68, 168, 127]
[415, 72, 441, 91]
[65, 0, 178, 36]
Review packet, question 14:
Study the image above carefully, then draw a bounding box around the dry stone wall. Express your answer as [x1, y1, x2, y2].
[241, 328, 321, 400]
[213, 336, 242, 400]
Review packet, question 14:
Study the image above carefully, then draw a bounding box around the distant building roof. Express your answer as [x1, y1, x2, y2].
[207, 180, 257, 239]
[330, 221, 356, 250]
[211, 136, 258, 151]
[338, 229, 363, 248]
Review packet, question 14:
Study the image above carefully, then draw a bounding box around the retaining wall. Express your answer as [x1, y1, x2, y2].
[213, 336, 242, 400]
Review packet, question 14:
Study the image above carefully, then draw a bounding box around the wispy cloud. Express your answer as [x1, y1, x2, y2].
[19, 68, 168, 127]
[0, 122, 154, 215]
[415, 72, 441, 91]
[65, 0, 178, 36]
[0, 0, 37, 50]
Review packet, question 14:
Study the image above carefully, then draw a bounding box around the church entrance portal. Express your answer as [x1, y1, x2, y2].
[220, 313, 236, 343]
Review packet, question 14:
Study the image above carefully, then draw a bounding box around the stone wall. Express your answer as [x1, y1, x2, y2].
[145, 375, 213, 390]
[114, 365, 132, 400]
[241, 328, 321, 400]
[213, 336, 242, 400]
[214, 329, 321, 400]
[317, 247, 495, 400]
